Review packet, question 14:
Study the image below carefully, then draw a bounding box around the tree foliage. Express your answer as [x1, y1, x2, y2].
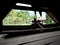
[3, 9, 35, 25]
[45, 13, 53, 24]
[3, 9, 55, 25]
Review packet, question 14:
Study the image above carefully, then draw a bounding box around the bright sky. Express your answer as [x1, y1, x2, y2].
[36, 11, 40, 17]
[42, 12, 46, 19]
[28, 11, 35, 16]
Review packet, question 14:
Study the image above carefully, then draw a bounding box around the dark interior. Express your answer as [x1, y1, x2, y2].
[0, 0, 60, 34]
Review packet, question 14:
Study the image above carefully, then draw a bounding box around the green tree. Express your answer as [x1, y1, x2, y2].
[3, 9, 33, 25]
[45, 14, 52, 24]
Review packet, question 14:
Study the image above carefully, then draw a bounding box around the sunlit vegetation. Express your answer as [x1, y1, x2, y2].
[3, 9, 55, 26]
[45, 14, 54, 24]
[3, 9, 35, 25]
